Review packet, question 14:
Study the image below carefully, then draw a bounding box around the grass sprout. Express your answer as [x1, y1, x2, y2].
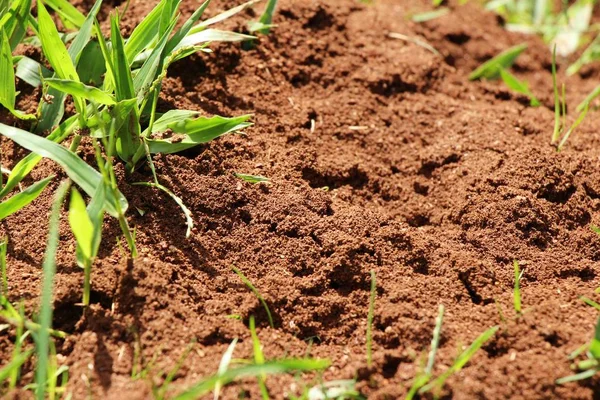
[35, 179, 70, 400]
[232, 265, 274, 328]
[550, 45, 590, 150]
[214, 339, 238, 400]
[557, 315, 600, 384]
[407, 305, 498, 398]
[513, 260, 523, 315]
[234, 173, 270, 184]
[411, 8, 450, 23]
[250, 315, 269, 399]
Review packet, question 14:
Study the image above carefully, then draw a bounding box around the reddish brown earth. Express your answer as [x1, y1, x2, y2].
[3, 0, 600, 398]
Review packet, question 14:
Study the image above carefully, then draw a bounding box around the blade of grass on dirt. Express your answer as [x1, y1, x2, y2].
[0, 123, 128, 216]
[513, 260, 522, 314]
[191, 0, 261, 33]
[46, 79, 116, 105]
[0, 29, 34, 120]
[0, 176, 54, 220]
[234, 173, 270, 184]
[35, 180, 70, 400]
[0, 0, 31, 50]
[232, 266, 274, 328]
[250, 316, 268, 399]
[469, 43, 528, 80]
[214, 339, 238, 400]
[174, 358, 330, 400]
[499, 68, 540, 106]
[146, 114, 252, 154]
[43, 0, 86, 28]
[253, 0, 278, 35]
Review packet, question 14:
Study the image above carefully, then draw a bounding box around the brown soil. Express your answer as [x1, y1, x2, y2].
[3, 0, 600, 399]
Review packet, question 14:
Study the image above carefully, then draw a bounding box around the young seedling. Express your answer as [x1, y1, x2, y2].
[232, 266, 274, 328]
[513, 260, 523, 315]
[35, 180, 70, 400]
[406, 304, 498, 398]
[214, 339, 238, 400]
[250, 316, 269, 399]
[366, 270, 376, 368]
[557, 315, 600, 384]
[550, 45, 590, 150]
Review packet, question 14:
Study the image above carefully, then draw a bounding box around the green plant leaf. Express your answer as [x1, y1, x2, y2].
[45, 79, 116, 105]
[124, 0, 167, 63]
[231, 266, 274, 328]
[588, 316, 600, 359]
[0, 349, 33, 382]
[37, 0, 80, 82]
[254, 0, 278, 35]
[110, 13, 135, 101]
[0, 30, 34, 120]
[469, 43, 528, 80]
[76, 41, 106, 86]
[234, 173, 269, 184]
[0, 122, 128, 217]
[174, 358, 331, 400]
[0, 0, 32, 50]
[67, 0, 103, 64]
[15, 56, 53, 87]
[191, 0, 261, 33]
[146, 114, 252, 154]
[0, 115, 78, 199]
[165, 0, 210, 57]
[411, 8, 449, 22]
[499, 68, 540, 106]
[43, 0, 86, 28]
[0, 176, 54, 220]
[68, 188, 95, 260]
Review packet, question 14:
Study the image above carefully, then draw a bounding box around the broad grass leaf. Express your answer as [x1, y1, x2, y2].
[45, 78, 116, 105]
[68, 188, 95, 260]
[15, 56, 52, 87]
[37, 0, 80, 81]
[0, 123, 128, 216]
[146, 114, 252, 154]
[499, 68, 540, 106]
[469, 43, 528, 80]
[174, 359, 330, 400]
[110, 14, 134, 101]
[43, 0, 86, 28]
[125, 0, 167, 63]
[0, 116, 78, 198]
[0, 176, 54, 220]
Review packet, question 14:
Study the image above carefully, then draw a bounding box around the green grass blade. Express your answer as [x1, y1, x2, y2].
[422, 326, 499, 393]
[67, 0, 103, 64]
[577, 84, 600, 113]
[132, 181, 193, 238]
[133, 18, 176, 102]
[234, 173, 269, 184]
[124, 0, 167, 63]
[110, 13, 135, 100]
[15, 56, 53, 87]
[366, 270, 376, 368]
[231, 266, 274, 328]
[249, 316, 268, 399]
[191, 0, 261, 33]
[0, 176, 54, 220]
[179, 29, 255, 48]
[0, 122, 128, 216]
[68, 188, 94, 260]
[411, 8, 449, 22]
[76, 41, 107, 86]
[146, 114, 252, 154]
[256, 0, 277, 35]
[588, 316, 600, 359]
[425, 304, 444, 376]
[556, 368, 597, 385]
[0, 349, 33, 382]
[146, 110, 199, 133]
[469, 43, 527, 81]
[0, 239, 6, 295]
[557, 104, 589, 151]
[552, 45, 561, 144]
[0, 0, 32, 50]
[165, 0, 210, 56]
[214, 339, 238, 400]
[174, 358, 330, 400]
[37, 0, 79, 81]
[581, 296, 600, 312]
[513, 260, 522, 314]
[499, 68, 540, 106]
[45, 78, 116, 105]
[0, 29, 15, 113]
[0, 115, 78, 198]
[35, 180, 70, 400]
[43, 0, 86, 28]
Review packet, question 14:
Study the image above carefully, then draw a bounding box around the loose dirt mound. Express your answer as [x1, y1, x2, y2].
[3, 0, 600, 398]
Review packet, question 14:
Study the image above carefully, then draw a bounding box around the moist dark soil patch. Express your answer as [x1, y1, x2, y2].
[3, 0, 600, 399]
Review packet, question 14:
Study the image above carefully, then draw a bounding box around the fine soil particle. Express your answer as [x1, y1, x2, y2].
[2, 0, 600, 399]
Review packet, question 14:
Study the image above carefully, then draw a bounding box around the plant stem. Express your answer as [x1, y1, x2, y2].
[83, 259, 91, 306]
